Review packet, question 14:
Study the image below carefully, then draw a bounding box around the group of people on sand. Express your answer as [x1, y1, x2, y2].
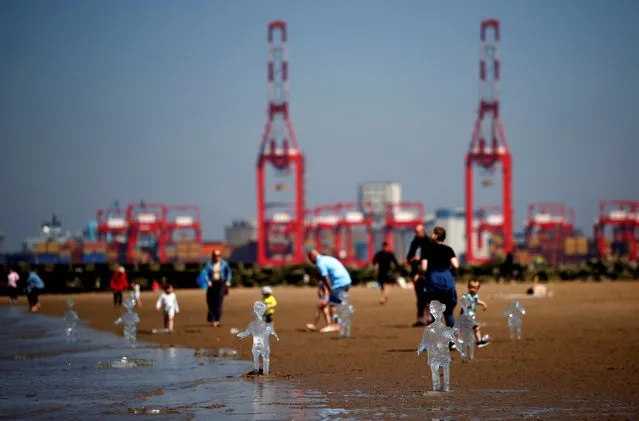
[5, 267, 45, 312]
[403, 224, 489, 347]
[318, 223, 490, 347]
[8, 225, 489, 348]
[109, 265, 181, 332]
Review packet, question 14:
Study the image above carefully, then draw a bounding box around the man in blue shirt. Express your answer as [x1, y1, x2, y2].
[26, 269, 45, 312]
[307, 249, 352, 333]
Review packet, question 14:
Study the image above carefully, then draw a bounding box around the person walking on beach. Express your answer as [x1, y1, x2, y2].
[110, 266, 128, 308]
[7, 267, 19, 304]
[306, 249, 352, 333]
[204, 249, 232, 327]
[155, 282, 180, 332]
[372, 241, 401, 305]
[26, 269, 45, 312]
[407, 224, 432, 327]
[420, 226, 459, 329]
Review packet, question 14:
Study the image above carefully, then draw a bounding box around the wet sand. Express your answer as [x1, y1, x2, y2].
[29, 282, 639, 419]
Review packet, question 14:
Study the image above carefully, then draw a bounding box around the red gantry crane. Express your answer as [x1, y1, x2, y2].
[310, 204, 341, 256]
[383, 202, 425, 254]
[465, 19, 513, 265]
[164, 205, 202, 262]
[126, 202, 167, 263]
[524, 202, 575, 265]
[164, 205, 202, 244]
[96, 205, 129, 262]
[309, 202, 375, 266]
[524, 202, 574, 244]
[337, 202, 375, 267]
[256, 20, 306, 267]
[594, 200, 638, 261]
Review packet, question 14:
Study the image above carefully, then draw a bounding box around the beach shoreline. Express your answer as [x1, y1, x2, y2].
[7, 282, 639, 419]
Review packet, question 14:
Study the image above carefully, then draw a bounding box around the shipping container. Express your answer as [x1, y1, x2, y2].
[575, 236, 588, 255]
[201, 242, 229, 258]
[34, 242, 48, 254]
[165, 246, 176, 258]
[84, 253, 107, 264]
[83, 241, 107, 253]
[564, 238, 576, 255]
[36, 254, 59, 264]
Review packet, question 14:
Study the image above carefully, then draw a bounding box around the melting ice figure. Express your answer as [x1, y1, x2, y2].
[503, 299, 526, 340]
[129, 291, 137, 307]
[335, 293, 355, 338]
[417, 300, 461, 392]
[455, 295, 476, 361]
[64, 298, 80, 343]
[97, 356, 154, 369]
[115, 299, 140, 343]
[237, 301, 280, 375]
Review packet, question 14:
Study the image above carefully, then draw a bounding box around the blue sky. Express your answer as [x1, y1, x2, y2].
[1, 0, 638, 249]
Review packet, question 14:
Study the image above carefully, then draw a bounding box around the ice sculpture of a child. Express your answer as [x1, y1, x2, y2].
[335, 293, 355, 338]
[115, 299, 141, 343]
[237, 301, 280, 375]
[64, 298, 80, 343]
[417, 300, 461, 392]
[503, 299, 526, 340]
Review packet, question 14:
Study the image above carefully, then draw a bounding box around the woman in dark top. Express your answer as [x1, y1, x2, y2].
[420, 226, 459, 328]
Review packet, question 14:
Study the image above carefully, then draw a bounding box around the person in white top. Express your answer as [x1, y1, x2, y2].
[155, 283, 180, 331]
[7, 268, 19, 304]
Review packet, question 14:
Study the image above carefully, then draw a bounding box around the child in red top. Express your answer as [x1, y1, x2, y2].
[110, 266, 129, 308]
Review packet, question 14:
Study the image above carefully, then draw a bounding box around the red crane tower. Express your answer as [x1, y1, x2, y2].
[594, 200, 638, 261]
[126, 203, 167, 263]
[383, 202, 425, 256]
[256, 20, 306, 267]
[465, 19, 513, 265]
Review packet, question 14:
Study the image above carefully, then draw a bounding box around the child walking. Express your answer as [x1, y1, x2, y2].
[460, 279, 490, 347]
[261, 286, 277, 324]
[155, 283, 180, 332]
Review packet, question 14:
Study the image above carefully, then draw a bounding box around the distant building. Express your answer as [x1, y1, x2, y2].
[425, 207, 495, 263]
[225, 219, 257, 249]
[357, 181, 402, 219]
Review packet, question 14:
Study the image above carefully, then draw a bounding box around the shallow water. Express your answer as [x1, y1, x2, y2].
[0, 306, 332, 420]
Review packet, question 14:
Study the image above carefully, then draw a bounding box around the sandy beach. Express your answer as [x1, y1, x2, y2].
[24, 282, 639, 419]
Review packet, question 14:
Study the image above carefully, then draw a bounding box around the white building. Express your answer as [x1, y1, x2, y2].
[425, 208, 492, 262]
[357, 181, 402, 219]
